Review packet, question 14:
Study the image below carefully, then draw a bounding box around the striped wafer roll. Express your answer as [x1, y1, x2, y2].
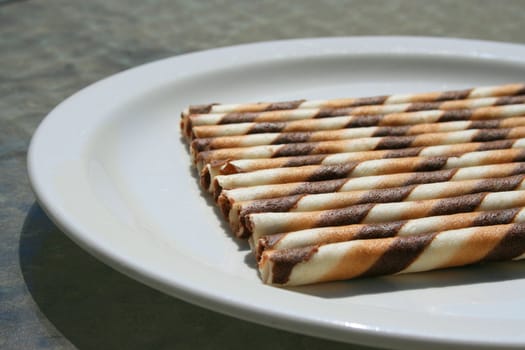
[256, 208, 525, 257]
[228, 174, 525, 234]
[244, 190, 525, 238]
[191, 114, 525, 141]
[204, 139, 525, 178]
[191, 117, 525, 152]
[182, 86, 525, 138]
[185, 83, 525, 115]
[210, 147, 525, 196]
[219, 162, 525, 211]
[185, 104, 525, 141]
[195, 126, 525, 165]
[259, 222, 525, 286]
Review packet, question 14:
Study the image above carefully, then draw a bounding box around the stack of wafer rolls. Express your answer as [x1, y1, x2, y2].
[180, 83, 525, 286]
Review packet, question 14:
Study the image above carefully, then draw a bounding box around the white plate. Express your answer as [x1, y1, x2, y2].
[28, 37, 525, 350]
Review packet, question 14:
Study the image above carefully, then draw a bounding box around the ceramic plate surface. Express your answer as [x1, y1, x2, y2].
[28, 37, 525, 350]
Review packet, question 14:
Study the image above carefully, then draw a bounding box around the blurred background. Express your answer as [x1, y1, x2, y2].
[2, 1, 525, 349]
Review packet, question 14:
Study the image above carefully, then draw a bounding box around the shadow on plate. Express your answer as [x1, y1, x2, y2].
[288, 257, 525, 298]
[20, 203, 375, 350]
[185, 153, 252, 254]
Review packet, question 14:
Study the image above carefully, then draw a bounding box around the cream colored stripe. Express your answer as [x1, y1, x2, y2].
[418, 143, 477, 157]
[385, 92, 439, 104]
[339, 175, 388, 191]
[469, 83, 525, 98]
[445, 149, 519, 170]
[253, 109, 319, 122]
[310, 127, 378, 141]
[472, 104, 525, 119]
[249, 212, 320, 240]
[288, 239, 387, 285]
[189, 113, 225, 126]
[440, 97, 498, 109]
[410, 120, 471, 134]
[478, 191, 525, 210]
[192, 123, 253, 138]
[283, 115, 356, 131]
[363, 201, 428, 223]
[380, 110, 443, 125]
[413, 129, 477, 146]
[213, 168, 288, 191]
[401, 227, 478, 273]
[405, 181, 471, 201]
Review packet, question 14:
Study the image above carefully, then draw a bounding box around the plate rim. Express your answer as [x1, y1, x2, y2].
[27, 36, 525, 350]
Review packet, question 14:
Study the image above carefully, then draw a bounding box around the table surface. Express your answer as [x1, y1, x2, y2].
[2, 1, 525, 349]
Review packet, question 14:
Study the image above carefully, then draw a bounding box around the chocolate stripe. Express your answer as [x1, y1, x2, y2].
[353, 96, 389, 106]
[494, 95, 525, 105]
[481, 223, 525, 261]
[469, 119, 502, 129]
[472, 128, 510, 142]
[384, 147, 423, 158]
[239, 195, 303, 217]
[472, 208, 521, 227]
[306, 163, 357, 181]
[358, 186, 415, 204]
[266, 100, 305, 111]
[405, 101, 442, 112]
[476, 139, 515, 151]
[413, 157, 448, 171]
[282, 154, 327, 167]
[292, 178, 348, 194]
[428, 193, 486, 216]
[438, 109, 473, 122]
[372, 125, 411, 137]
[270, 246, 318, 284]
[403, 169, 457, 186]
[472, 174, 525, 193]
[272, 132, 313, 144]
[438, 89, 472, 101]
[376, 135, 416, 149]
[248, 122, 286, 134]
[317, 204, 374, 226]
[272, 143, 317, 157]
[362, 233, 437, 277]
[354, 221, 407, 240]
[345, 115, 384, 127]
[314, 107, 355, 118]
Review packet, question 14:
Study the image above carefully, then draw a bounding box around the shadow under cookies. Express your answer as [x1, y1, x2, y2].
[19, 203, 367, 350]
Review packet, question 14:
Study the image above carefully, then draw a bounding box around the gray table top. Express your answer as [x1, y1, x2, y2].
[2, 1, 525, 349]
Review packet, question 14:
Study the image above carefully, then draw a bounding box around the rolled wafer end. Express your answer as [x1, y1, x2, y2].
[217, 192, 234, 218]
[237, 212, 253, 239]
[259, 246, 319, 285]
[200, 160, 228, 195]
[256, 233, 286, 261]
[180, 109, 191, 140]
[220, 161, 242, 175]
[212, 178, 224, 200]
[200, 166, 212, 193]
[191, 138, 212, 154]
